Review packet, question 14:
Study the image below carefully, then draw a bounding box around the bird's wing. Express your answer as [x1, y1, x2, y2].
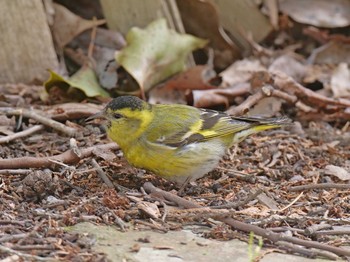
[152, 108, 249, 147]
[147, 105, 290, 148]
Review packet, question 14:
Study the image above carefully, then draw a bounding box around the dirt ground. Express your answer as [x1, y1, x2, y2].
[1, 89, 350, 260]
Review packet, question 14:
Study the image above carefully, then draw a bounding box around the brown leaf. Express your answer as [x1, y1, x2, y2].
[268, 54, 306, 82]
[148, 64, 220, 105]
[220, 59, 266, 88]
[330, 63, 350, 98]
[325, 165, 350, 181]
[52, 3, 106, 47]
[279, 0, 350, 28]
[176, 0, 241, 68]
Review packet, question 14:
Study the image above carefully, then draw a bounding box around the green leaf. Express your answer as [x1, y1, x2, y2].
[44, 65, 110, 100]
[115, 18, 208, 93]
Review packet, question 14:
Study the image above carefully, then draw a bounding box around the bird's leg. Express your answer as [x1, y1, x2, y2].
[177, 176, 191, 196]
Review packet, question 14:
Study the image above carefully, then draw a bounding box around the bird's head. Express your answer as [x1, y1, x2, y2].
[88, 96, 153, 147]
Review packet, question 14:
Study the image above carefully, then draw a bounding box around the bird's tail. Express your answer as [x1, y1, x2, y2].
[230, 116, 291, 144]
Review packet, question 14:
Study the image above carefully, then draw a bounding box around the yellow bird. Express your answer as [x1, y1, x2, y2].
[90, 96, 290, 186]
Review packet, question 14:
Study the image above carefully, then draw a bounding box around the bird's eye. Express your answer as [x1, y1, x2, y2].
[113, 113, 123, 119]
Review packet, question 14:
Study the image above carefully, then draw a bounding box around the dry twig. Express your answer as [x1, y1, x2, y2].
[91, 159, 115, 189]
[0, 244, 55, 261]
[0, 108, 77, 136]
[0, 143, 119, 169]
[227, 71, 350, 121]
[143, 182, 350, 258]
[289, 183, 350, 192]
[0, 125, 44, 144]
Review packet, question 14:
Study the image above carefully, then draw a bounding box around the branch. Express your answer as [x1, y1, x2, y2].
[0, 143, 119, 169]
[0, 125, 44, 144]
[0, 108, 77, 136]
[143, 182, 350, 258]
[289, 183, 350, 192]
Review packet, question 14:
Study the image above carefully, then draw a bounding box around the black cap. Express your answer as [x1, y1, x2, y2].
[106, 96, 147, 111]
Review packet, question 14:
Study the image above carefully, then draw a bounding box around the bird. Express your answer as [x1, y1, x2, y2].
[89, 96, 290, 187]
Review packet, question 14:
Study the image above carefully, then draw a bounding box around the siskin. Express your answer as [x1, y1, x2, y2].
[89, 96, 290, 186]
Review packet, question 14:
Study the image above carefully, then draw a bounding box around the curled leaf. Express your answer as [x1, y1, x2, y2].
[44, 65, 110, 101]
[115, 18, 208, 94]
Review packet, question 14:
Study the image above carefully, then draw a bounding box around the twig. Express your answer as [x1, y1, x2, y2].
[276, 241, 338, 260]
[0, 125, 44, 144]
[143, 182, 350, 258]
[134, 219, 168, 233]
[91, 159, 114, 188]
[252, 215, 350, 226]
[271, 71, 350, 109]
[227, 90, 264, 115]
[0, 143, 119, 169]
[218, 217, 350, 257]
[211, 189, 262, 209]
[227, 71, 350, 121]
[0, 108, 76, 136]
[304, 223, 332, 236]
[0, 234, 27, 243]
[289, 183, 350, 192]
[12, 245, 56, 251]
[314, 229, 350, 236]
[17, 220, 46, 245]
[0, 169, 31, 175]
[0, 245, 55, 261]
[0, 220, 26, 226]
[88, 17, 98, 59]
[278, 192, 304, 212]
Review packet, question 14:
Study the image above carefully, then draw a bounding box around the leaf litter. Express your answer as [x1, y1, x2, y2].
[1, 1, 350, 260]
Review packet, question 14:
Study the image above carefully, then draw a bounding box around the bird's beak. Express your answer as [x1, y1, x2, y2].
[86, 111, 105, 122]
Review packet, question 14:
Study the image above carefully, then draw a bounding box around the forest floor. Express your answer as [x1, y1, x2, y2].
[1, 88, 349, 260]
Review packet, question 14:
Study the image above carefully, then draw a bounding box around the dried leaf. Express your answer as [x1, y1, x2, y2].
[52, 3, 105, 47]
[162, 65, 219, 91]
[176, 0, 241, 68]
[115, 19, 208, 93]
[44, 65, 110, 100]
[148, 86, 188, 105]
[193, 89, 230, 108]
[220, 59, 266, 87]
[330, 63, 350, 98]
[137, 202, 161, 219]
[325, 165, 350, 181]
[269, 54, 306, 82]
[279, 0, 350, 28]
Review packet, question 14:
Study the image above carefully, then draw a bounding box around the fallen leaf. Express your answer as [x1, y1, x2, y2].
[148, 85, 188, 105]
[324, 165, 350, 181]
[176, 0, 241, 68]
[92, 146, 116, 161]
[115, 19, 208, 94]
[193, 89, 229, 108]
[162, 64, 219, 91]
[330, 63, 350, 98]
[249, 97, 283, 117]
[279, 0, 350, 28]
[308, 41, 350, 64]
[44, 65, 110, 101]
[268, 54, 306, 82]
[137, 202, 161, 219]
[220, 59, 266, 87]
[192, 83, 251, 108]
[148, 64, 220, 105]
[52, 3, 106, 47]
